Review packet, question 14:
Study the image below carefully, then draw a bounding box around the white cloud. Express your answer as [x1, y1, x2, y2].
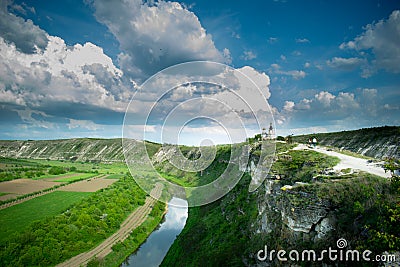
[223, 48, 232, 64]
[0, 35, 131, 112]
[89, 0, 227, 79]
[295, 38, 310, 43]
[291, 50, 301, 56]
[286, 70, 306, 80]
[237, 66, 271, 100]
[340, 10, 400, 74]
[230, 31, 240, 39]
[15, 108, 55, 129]
[304, 62, 311, 68]
[271, 63, 280, 70]
[268, 37, 278, 44]
[269, 64, 306, 80]
[283, 101, 294, 112]
[297, 98, 311, 110]
[326, 57, 364, 70]
[384, 104, 399, 110]
[336, 92, 359, 109]
[315, 91, 335, 107]
[68, 119, 103, 131]
[279, 88, 389, 130]
[242, 50, 257, 60]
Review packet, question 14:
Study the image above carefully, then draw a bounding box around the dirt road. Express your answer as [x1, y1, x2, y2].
[294, 144, 391, 178]
[57, 182, 164, 267]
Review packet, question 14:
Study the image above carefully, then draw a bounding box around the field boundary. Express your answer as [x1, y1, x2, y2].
[0, 174, 106, 210]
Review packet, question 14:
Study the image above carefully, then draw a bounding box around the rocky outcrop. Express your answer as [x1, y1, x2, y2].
[256, 180, 335, 245]
[293, 126, 400, 159]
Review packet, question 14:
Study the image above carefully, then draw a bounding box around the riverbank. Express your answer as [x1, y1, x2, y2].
[122, 197, 188, 267]
[88, 199, 166, 267]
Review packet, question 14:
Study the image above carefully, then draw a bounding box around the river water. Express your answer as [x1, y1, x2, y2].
[121, 197, 188, 267]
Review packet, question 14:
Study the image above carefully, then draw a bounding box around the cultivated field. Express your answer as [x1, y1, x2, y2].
[0, 191, 92, 242]
[58, 176, 119, 192]
[0, 179, 61, 201]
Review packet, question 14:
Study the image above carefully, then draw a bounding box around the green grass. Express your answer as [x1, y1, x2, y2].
[0, 191, 92, 242]
[53, 173, 97, 182]
[0, 192, 8, 196]
[105, 174, 124, 179]
[27, 159, 129, 175]
[31, 171, 74, 180]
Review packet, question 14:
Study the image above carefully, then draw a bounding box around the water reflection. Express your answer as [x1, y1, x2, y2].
[121, 198, 188, 267]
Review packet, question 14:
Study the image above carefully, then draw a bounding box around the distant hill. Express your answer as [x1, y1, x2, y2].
[292, 126, 400, 159]
[0, 126, 398, 161]
[0, 138, 128, 162]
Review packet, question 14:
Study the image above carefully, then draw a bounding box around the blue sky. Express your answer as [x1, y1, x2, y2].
[0, 0, 399, 143]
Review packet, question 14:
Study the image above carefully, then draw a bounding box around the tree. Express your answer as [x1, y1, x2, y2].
[285, 135, 293, 144]
[277, 136, 285, 141]
[48, 166, 66, 175]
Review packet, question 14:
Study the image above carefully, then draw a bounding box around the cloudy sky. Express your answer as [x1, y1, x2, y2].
[0, 0, 399, 144]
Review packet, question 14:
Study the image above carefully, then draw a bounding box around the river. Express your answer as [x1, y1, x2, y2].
[121, 197, 188, 267]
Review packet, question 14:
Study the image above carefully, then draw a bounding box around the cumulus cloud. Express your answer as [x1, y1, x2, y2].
[340, 10, 400, 74]
[123, 63, 274, 142]
[0, 36, 132, 113]
[314, 91, 335, 107]
[326, 57, 365, 70]
[283, 101, 294, 112]
[242, 50, 257, 60]
[88, 0, 227, 79]
[278, 88, 396, 132]
[222, 48, 232, 64]
[236, 66, 271, 100]
[269, 64, 306, 80]
[0, 2, 48, 54]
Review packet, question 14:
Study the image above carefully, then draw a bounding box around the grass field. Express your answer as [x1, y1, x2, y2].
[105, 173, 124, 179]
[0, 192, 8, 196]
[53, 173, 97, 182]
[31, 172, 77, 180]
[0, 191, 92, 242]
[29, 159, 129, 174]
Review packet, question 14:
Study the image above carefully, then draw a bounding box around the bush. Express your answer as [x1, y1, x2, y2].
[48, 166, 66, 175]
[277, 136, 285, 141]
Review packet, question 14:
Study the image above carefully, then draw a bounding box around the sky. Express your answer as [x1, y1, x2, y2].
[0, 0, 399, 144]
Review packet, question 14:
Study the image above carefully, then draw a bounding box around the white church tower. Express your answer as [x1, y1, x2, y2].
[268, 122, 275, 140]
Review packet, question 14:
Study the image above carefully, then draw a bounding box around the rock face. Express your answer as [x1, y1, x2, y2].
[293, 126, 400, 159]
[255, 180, 335, 245]
[0, 138, 135, 163]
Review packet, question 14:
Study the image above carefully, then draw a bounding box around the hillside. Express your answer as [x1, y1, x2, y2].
[292, 126, 400, 159]
[0, 138, 159, 163]
[0, 126, 398, 162]
[161, 142, 400, 266]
